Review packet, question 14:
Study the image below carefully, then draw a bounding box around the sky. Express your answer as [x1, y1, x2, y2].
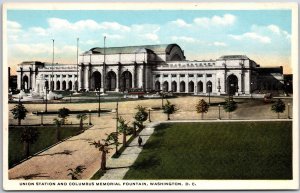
[7, 10, 292, 74]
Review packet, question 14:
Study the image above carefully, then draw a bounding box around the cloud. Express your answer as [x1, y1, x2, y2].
[47, 18, 131, 32]
[212, 41, 227, 47]
[267, 24, 291, 39]
[229, 32, 271, 44]
[139, 27, 160, 42]
[170, 19, 191, 28]
[102, 33, 123, 40]
[7, 20, 22, 33]
[171, 36, 196, 43]
[29, 27, 48, 36]
[194, 14, 236, 28]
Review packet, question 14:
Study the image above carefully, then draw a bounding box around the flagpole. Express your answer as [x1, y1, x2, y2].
[103, 36, 106, 94]
[76, 38, 79, 92]
[51, 39, 54, 91]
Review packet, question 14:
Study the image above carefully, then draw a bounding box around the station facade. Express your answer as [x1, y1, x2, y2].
[16, 43, 284, 95]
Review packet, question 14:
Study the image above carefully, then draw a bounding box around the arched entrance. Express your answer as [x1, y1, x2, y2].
[121, 71, 132, 91]
[50, 81, 54, 91]
[197, 81, 203, 93]
[22, 75, 28, 90]
[56, 81, 60, 90]
[180, 81, 185, 92]
[106, 71, 117, 91]
[171, 81, 177, 92]
[163, 81, 169, 92]
[68, 81, 73, 90]
[206, 81, 212, 93]
[188, 81, 194, 92]
[91, 71, 101, 91]
[155, 81, 160, 91]
[62, 81, 66, 90]
[45, 80, 49, 90]
[227, 74, 238, 95]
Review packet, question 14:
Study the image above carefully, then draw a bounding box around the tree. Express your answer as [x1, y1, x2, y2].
[67, 165, 86, 180]
[11, 102, 28, 125]
[118, 116, 132, 146]
[134, 105, 148, 129]
[90, 132, 119, 170]
[53, 118, 62, 142]
[76, 113, 87, 131]
[20, 127, 39, 157]
[223, 98, 237, 119]
[162, 100, 177, 120]
[196, 99, 209, 119]
[58, 107, 70, 125]
[271, 99, 286, 119]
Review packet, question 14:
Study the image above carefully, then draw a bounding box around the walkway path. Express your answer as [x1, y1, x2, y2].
[100, 122, 160, 180]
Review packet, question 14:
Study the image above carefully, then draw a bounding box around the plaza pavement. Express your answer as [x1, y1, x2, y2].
[7, 96, 293, 180]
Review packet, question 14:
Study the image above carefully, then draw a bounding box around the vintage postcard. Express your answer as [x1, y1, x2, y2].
[2, 2, 299, 190]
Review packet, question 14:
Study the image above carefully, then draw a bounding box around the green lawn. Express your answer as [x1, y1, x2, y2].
[9, 125, 86, 168]
[124, 121, 292, 179]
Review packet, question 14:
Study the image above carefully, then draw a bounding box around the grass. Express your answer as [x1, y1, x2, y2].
[124, 121, 292, 179]
[9, 125, 87, 168]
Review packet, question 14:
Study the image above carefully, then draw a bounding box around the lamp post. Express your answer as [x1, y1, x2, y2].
[45, 88, 48, 112]
[250, 82, 253, 99]
[69, 92, 72, 103]
[89, 110, 92, 125]
[288, 103, 291, 119]
[115, 99, 119, 155]
[218, 104, 221, 120]
[208, 84, 212, 105]
[41, 111, 44, 126]
[98, 87, 101, 117]
[148, 108, 152, 122]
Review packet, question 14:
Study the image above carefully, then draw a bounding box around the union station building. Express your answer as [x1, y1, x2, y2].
[16, 43, 285, 96]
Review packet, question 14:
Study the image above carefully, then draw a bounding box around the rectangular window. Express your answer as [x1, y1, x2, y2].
[68, 75, 72, 78]
[197, 74, 203, 77]
[45, 75, 48, 77]
[189, 74, 194, 77]
[207, 74, 212, 77]
[62, 75, 66, 78]
[75, 75, 78, 77]
[155, 74, 160, 78]
[180, 74, 185, 77]
[163, 74, 168, 78]
[56, 75, 60, 77]
[171, 74, 177, 77]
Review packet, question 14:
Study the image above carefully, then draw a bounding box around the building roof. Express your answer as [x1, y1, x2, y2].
[88, 44, 180, 55]
[218, 55, 249, 60]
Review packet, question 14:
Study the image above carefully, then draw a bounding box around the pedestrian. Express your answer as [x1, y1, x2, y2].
[138, 136, 143, 146]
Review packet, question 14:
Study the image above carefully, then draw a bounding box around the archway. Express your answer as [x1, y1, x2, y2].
[121, 71, 132, 91]
[227, 74, 238, 95]
[50, 81, 54, 91]
[171, 81, 177, 92]
[91, 71, 101, 91]
[163, 81, 169, 92]
[22, 75, 28, 90]
[206, 81, 212, 93]
[197, 81, 203, 93]
[155, 81, 160, 91]
[106, 71, 117, 91]
[68, 81, 73, 90]
[180, 81, 185, 92]
[56, 81, 60, 90]
[62, 81, 66, 90]
[188, 81, 194, 92]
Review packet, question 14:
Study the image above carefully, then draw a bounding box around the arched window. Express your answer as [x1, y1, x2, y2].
[206, 81, 212, 93]
[197, 81, 203, 93]
[180, 81, 185, 92]
[155, 81, 160, 92]
[68, 81, 73, 90]
[56, 81, 60, 90]
[188, 81, 194, 92]
[171, 81, 177, 92]
[163, 81, 169, 92]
